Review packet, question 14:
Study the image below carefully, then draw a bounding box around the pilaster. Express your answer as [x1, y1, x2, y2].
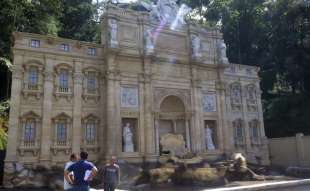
[72, 60, 83, 153]
[5, 55, 23, 163]
[39, 56, 54, 164]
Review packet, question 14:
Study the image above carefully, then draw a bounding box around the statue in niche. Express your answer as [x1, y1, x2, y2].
[108, 19, 118, 47]
[205, 125, 215, 150]
[217, 39, 229, 64]
[191, 35, 202, 58]
[123, 122, 134, 152]
[144, 28, 155, 54]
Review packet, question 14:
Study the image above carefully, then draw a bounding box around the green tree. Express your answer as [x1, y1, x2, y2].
[58, 0, 100, 42]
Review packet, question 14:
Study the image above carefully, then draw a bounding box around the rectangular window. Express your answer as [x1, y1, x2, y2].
[28, 67, 38, 90]
[234, 121, 244, 148]
[56, 122, 67, 145]
[87, 72, 96, 94]
[30, 39, 40, 48]
[24, 120, 36, 145]
[59, 70, 69, 92]
[87, 48, 96, 56]
[250, 122, 260, 143]
[60, 43, 70, 52]
[85, 122, 96, 144]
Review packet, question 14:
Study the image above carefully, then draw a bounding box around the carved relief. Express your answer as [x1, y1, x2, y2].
[121, 87, 139, 108]
[202, 93, 217, 112]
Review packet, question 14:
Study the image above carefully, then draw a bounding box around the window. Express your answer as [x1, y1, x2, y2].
[88, 48, 96, 56]
[250, 120, 260, 144]
[87, 72, 96, 94]
[59, 69, 69, 92]
[56, 122, 67, 145]
[24, 120, 36, 146]
[28, 67, 38, 90]
[60, 43, 70, 52]
[233, 119, 245, 148]
[31, 39, 40, 48]
[85, 122, 96, 144]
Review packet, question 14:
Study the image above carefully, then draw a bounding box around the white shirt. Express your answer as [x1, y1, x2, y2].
[64, 161, 75, 190]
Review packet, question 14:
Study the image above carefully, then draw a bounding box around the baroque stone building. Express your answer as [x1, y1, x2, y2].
[6, 2, 269, 166]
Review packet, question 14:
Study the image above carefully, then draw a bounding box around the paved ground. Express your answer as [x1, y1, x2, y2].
[268, 185, 310, 191]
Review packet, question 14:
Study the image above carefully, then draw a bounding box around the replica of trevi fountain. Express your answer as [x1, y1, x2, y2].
[4, 0, 279, 190]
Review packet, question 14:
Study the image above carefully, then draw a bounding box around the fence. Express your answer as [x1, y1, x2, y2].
[269, 133, 310, 167]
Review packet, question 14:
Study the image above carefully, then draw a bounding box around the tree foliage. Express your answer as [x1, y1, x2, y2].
[186, 0, 310, 137]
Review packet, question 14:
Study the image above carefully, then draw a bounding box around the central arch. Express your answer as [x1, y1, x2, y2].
[156, 95, 190, 154]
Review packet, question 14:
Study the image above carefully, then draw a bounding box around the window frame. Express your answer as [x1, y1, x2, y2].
[30, 39, 40, 48]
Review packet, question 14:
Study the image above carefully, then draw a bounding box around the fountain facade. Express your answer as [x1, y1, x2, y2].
[5, 1, 269, 167]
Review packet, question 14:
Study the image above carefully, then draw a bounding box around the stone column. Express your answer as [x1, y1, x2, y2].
[185, 119, 191, 149]
[39, 57, 54, 164]
[5, 55, 23, 163]
[114, 74, 121, 154]
[154, 117, 159, 154]
[216, 80, 228, 153]
[72, 60, 83, 153]
[106, 70, 116, 156]
[138, 76, 145, 154]
[144, 81, 155, 155]
[191, 79, 204, 152]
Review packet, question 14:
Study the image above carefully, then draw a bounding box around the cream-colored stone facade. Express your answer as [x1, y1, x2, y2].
[6, 4, 269, 166]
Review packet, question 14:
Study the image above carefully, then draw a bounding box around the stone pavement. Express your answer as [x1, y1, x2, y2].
[89, 179, 310, 191]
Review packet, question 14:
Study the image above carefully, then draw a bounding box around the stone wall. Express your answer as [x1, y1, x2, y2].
[269, 133, 310, 167]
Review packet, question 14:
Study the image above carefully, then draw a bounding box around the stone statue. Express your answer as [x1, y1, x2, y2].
[108, 19, 118, 47]
[217, 39, 229, 64]
[205, 125, 215, 150]
[123, 123, 134, 152]
[191, 35, 202, 58]
[149, 0, 178, 23]
[144, 28, 155, 54]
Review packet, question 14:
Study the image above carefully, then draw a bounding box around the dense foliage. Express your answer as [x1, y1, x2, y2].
[0, 0, 309, 138]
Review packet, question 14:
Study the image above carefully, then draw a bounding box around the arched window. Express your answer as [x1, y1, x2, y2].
[82, 114, 99, 148]
[19, 111, 41, 156]
[86, 71, 97, 94]
[22, 61, 43, 99]
[59, 69, 69, 92]
[28, 66, 39, 90]
[54, 63, 73, 99]
[52, 113, 72, 147]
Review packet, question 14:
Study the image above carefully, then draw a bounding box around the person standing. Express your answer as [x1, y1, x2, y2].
[64, 153, 78, 191]
[103, 156, 120, 191]
[64, 151, 97, 191]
